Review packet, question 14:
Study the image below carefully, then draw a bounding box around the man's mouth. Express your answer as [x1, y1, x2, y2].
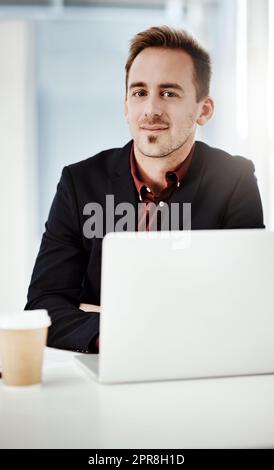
[140, 126, 168, 132]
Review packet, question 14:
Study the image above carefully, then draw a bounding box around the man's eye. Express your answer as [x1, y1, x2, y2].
[133, 91, 146, 97]
[162, 91, 177, 97]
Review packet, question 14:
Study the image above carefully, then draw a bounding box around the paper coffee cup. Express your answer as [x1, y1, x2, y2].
[0, 310, 51, 386]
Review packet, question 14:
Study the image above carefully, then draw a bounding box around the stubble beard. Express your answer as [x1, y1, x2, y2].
[135, 130, 194, 159]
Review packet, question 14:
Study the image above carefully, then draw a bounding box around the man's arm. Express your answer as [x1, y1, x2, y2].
[25, 166, 100, 353]
[222, 157, 265, 229]
[78, 303, 100, 353]
[79, 303, 100, 313]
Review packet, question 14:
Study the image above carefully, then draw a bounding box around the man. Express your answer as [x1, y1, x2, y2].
[25, 26, 264, 353]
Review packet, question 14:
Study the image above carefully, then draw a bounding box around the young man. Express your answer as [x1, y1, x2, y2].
[25, 26, 264, 353]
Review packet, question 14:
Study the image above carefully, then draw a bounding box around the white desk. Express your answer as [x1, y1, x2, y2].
[0, 347, 274, 449]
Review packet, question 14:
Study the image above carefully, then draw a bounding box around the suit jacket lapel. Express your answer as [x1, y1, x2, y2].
[107, 140, 136, 205]
[169, 141, 205, 204]
[107, 139, 205, 231]
[165, 141, 206, 230]
[106, 140, 138, 232]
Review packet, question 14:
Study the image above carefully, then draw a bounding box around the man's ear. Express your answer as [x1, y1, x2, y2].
[197, 96, 214, 126]
[124, 98, 129, 123]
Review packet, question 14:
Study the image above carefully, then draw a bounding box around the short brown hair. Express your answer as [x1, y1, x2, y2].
[125, 25, 211, 102]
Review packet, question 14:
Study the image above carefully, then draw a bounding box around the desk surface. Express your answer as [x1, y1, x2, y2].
[0, 347, 274, 449]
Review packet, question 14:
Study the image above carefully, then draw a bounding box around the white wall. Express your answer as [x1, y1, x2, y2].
[0, 22, 38, 313]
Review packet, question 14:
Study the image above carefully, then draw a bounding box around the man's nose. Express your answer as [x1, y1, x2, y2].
[143, 95, 163, 118]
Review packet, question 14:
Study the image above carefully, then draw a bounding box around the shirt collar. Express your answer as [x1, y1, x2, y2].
[130, 142, 195, 201]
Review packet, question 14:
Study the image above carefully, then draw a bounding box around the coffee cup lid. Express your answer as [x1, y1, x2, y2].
[0, 310, 51, 330]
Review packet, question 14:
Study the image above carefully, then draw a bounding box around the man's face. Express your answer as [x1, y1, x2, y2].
[124, 47, 210, 159]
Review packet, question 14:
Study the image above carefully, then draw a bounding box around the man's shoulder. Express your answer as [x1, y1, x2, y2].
[65, 140, 132, 177]
[195, 141, 255, 175]
[68, 147, 119, 171]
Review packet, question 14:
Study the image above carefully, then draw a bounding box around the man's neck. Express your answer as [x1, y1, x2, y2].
[133, 138, 195, 194]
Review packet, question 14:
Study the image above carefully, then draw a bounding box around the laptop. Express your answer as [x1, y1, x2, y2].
[74, 229, 274, 384]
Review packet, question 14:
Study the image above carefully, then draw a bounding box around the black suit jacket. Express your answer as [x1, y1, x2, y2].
[25, 140, 265, 352]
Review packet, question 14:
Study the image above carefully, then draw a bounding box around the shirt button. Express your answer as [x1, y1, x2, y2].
[159, 201, 165, 207]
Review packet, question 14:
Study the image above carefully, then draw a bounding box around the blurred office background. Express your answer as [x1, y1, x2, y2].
[0, 0, 273, 311]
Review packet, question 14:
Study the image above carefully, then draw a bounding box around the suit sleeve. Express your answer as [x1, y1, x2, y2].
[25, 166, 100, 353]
[222, 158, 265, 229]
